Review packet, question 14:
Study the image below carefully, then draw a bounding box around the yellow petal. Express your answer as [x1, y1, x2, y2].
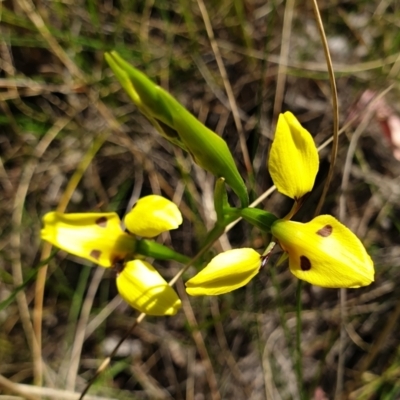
[124, 195, 183, 237]
[186, 248, 261, 296]
[268, 112, 319, 199]
[41, 212, 136, 267]
[271, 215, 374, 288]
[116, 260, 181, 315]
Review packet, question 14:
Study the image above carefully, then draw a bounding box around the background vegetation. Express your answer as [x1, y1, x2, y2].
[1, 0, 400, 399]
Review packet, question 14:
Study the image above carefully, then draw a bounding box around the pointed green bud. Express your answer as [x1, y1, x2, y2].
[105, 51, 248, 207]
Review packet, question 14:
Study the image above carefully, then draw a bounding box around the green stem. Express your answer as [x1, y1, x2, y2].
[225, 207, 278, 232]
[269, 263, 295, 362]
[168, 222, 226, 287]
[296, 280, 304, 399]
[199, 222, 227, 251]
[135, 239, 191, 265]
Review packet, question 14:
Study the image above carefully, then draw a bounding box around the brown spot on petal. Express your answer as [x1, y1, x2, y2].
[317, 225, 333, 237]
[95, 216, 108, 227]
[300, 256, 312, 271]
[90, 250, 102, 260]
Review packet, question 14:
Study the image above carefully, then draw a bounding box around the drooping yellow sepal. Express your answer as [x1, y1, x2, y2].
[124, 195, 183, 238]
[268, 112, 319, 199]
[116, 260, 181, 315]
[271, 215, 374, 288]
[185, 248, 262, 296]
[41, 212, 136, 267]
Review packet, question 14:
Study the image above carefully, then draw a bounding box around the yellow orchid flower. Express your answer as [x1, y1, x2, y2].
[185, 248, 262, 296]
[271, 215, 374, 288]
[41, 211, 135, 267]
[117, 260, 181, 315]
[41, 195, 183, 315]
[268, 112, 319, 200]
[40, 195, 183, 266]
[184, 111, 374, 296]
[124, 195, 182, 238]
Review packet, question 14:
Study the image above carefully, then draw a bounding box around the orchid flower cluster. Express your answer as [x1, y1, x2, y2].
[41, 195, 184, 315]
[41, 52, 374, 317]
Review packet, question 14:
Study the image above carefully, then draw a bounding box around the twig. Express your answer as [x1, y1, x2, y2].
[0, 375, 118, 400]
[78, 314, 146, 400]
[65, 268, 105, 391]
[0, 374, 41, 400]
[84, 296, 123, 340]
[217, 41, 400, 74]
[272, 0, 295, 123]
[311, 0, 339, 217]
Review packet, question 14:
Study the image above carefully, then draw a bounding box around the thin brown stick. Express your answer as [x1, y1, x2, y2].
[309, 1, 340, 396]
[0, 374, 41, 400]
[311, 0, 339, 217]
[65, 268, 105, 390]
[84, 296, 123, 340]
[78, 313, 146, 400]
[217, 41, 400, 74]
[272, 0, 295, 123]
[0, 375, 118, 400]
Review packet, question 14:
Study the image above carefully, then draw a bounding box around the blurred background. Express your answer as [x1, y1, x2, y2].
[1, 0, 400, 399]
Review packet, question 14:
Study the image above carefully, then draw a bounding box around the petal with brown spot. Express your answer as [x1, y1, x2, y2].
[317, 225, 332, 237]
[95, 217, 108, 227]
[300, 256, 312, 271]
[90, 249, 102, 260]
